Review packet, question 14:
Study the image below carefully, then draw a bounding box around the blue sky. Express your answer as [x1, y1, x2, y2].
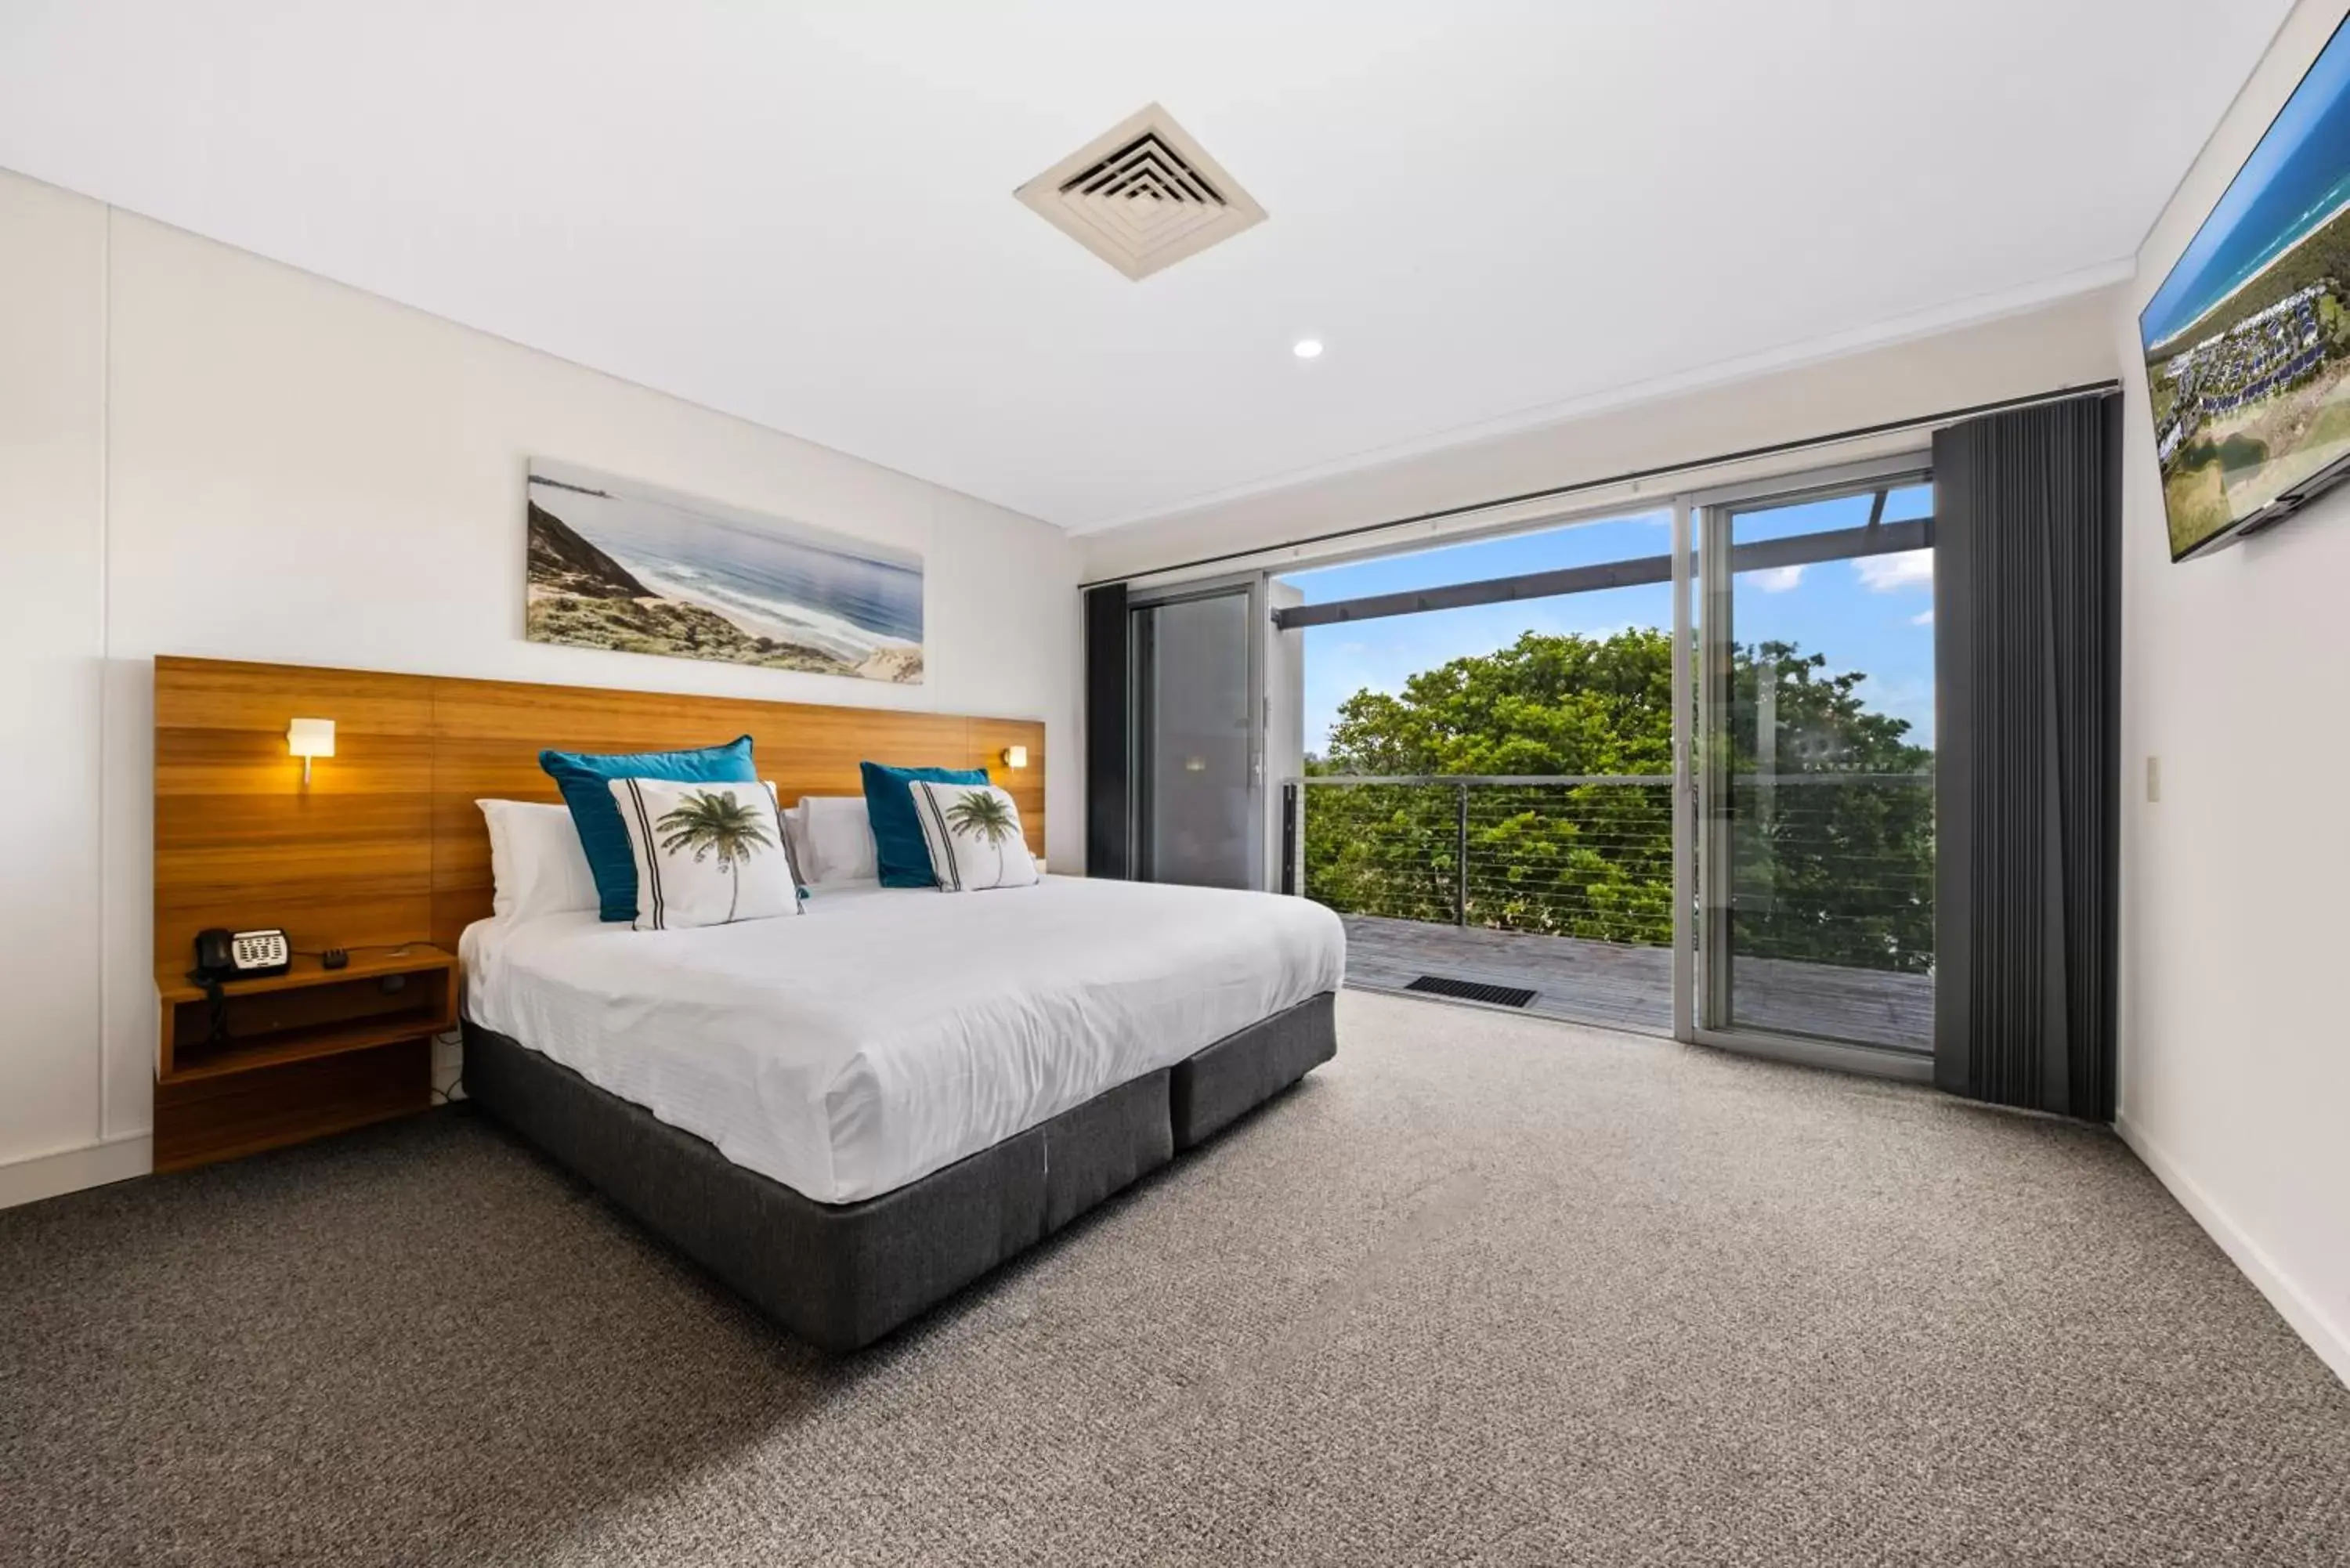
[1280, 490, 1936, 757]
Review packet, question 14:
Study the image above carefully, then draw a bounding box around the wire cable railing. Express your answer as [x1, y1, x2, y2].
[1719, 773, 1936, 974]
[1287, 771, 1934, 974]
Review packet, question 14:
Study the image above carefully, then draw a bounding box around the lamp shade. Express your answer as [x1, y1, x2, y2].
[1002, 745, 1029, 770]
[286, 718, 336, 759]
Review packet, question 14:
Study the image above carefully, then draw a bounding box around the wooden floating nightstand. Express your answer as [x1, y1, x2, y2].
[154, 945, 456, 1172]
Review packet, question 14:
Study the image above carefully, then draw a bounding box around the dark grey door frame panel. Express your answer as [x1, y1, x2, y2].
[1083, 583, 1131, 879]
[1277, 519, 1932, 630]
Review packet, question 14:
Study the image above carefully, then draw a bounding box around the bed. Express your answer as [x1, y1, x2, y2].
[461, 874, 1343, 1350]
[150, 656, 1336, 1352]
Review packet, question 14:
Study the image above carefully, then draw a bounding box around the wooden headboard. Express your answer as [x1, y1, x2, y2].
[153, 656, 1047, 966]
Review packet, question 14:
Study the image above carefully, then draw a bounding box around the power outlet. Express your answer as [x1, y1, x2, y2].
[2146, 755, 2161, 804]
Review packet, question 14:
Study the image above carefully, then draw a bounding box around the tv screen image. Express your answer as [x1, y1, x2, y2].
[2142, 14, 2350, 561]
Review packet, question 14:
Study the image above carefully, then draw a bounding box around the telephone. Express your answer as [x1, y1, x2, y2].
[191, 927, 291, 984]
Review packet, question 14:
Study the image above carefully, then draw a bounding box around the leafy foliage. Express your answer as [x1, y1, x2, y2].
[1301, 629, 1935, 973]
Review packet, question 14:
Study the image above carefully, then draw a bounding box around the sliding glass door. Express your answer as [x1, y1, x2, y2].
[1130, 580, 1263, 890]
[1116, 454, 1939, 1079]
[1690, 457, 1937, 1075]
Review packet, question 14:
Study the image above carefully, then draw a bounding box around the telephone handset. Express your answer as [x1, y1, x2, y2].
[190, 927, 291, 984]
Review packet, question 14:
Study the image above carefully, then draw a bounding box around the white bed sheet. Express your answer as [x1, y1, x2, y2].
[461, 876, 1344, 1205]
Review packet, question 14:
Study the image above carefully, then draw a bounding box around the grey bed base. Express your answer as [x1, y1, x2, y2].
[461, 991, 1336, 1352]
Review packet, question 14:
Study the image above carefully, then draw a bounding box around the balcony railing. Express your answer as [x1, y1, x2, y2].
[1288, 775, 1676, 946]
[1715, 771, 1936, 977]
[1285, 771, 1935, 977]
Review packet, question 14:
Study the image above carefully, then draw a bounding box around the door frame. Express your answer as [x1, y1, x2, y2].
[1126, 571, 1269, 891]
[1680, 452, 1937, 1083]
[1173, 455, 1938, 1081]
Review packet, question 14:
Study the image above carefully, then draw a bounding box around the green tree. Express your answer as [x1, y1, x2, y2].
[1303, 629, 1934, 972]
[657, 789, 776, 924]
[1712, 641, 1935, 972]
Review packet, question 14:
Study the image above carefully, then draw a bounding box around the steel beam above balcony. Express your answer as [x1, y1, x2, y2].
[1273, 518, 1932, 630]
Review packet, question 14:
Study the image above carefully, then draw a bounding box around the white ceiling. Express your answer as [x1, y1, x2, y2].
[0, 2, 2291, 532]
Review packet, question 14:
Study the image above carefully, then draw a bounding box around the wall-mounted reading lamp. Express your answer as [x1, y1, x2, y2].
[287, 717, 335, 785]
[1001, 745, 1028, 770]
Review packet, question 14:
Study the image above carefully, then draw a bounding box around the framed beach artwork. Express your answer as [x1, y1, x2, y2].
[524, 460, 924, 683]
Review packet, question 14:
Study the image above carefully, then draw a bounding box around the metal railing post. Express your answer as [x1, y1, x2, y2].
[1455, 782, 1470, 927]
[1280, 782, 1299, 897]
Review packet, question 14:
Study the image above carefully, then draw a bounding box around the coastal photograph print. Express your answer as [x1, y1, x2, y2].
[2142, 14, 2350, 558]
[525, 459, 924, 683]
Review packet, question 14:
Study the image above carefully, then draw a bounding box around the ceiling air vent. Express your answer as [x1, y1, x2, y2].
[1015, 103, 1267, 280]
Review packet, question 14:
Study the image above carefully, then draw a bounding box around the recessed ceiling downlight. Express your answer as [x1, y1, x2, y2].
[1293, 339, 1324, 359]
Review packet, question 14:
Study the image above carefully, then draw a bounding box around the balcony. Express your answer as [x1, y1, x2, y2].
[1292, 774, 1935, 1052]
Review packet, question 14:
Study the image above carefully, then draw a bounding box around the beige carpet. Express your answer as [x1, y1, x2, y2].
[2, 991, 2345, 1566]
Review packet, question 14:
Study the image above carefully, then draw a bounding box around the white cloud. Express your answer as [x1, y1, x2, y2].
[1752, 564, 1806, 594]
[1911, 608, 1935, 627]
[1854, 551, 1933, 593]
[1860, 675, 1937, 746]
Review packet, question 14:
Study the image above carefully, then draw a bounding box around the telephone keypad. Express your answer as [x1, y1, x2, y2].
[233, 932, 289, 969]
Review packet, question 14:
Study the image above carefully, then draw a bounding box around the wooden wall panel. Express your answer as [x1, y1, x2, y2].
[154, 656, 1047, 980]
[968, 716, 1048, 855]
[154, 659, 436, 974]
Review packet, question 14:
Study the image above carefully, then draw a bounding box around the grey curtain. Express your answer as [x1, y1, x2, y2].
[1932, 393, 2121, 1120]
[1083, 583, 1131, 879]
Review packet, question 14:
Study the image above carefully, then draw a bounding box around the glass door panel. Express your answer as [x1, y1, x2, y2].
[1696, 467, 1936, 1058]
[1133, 585, 1260, 889]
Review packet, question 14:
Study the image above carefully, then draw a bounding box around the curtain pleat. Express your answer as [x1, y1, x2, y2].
[1083, 583, 1132, 879]
[1932, 395, 2120, 1119]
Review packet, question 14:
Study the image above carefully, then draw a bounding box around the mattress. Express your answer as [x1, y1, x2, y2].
[461, 876, 1344, 1205]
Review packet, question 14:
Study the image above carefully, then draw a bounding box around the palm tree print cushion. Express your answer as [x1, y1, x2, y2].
[908, 782, 1040, 893]
[606, 778, 804, 930]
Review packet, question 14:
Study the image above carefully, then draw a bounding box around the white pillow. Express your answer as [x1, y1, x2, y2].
[478, 800, 600, 923]
[764, 785, 815, 898]
[909, 781, 1041, 893]
[607, 778, 802, 930]
[779, 800, 812, 883]
[797, 794, 878, 883]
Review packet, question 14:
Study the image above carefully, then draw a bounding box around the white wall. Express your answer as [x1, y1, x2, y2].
[0, 174, 108, 1188]
[1085, 288, 2123, 583]
[2113, 0, 2350, 1386]
[0, 167, 1082, 1205]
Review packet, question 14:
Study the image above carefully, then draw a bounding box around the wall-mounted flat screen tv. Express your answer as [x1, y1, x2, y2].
[2143, 15, 2350, 562]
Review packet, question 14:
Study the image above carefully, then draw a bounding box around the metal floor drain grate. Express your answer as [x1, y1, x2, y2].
[1405, 974, 1538, 1010]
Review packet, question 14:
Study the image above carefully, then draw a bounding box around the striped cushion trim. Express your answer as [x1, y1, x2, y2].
[915, 782, 964, 891]
[618, 778, 667, 930]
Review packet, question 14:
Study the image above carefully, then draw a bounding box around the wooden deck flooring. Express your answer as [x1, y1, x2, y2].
[1340, 914, 1933, 1053]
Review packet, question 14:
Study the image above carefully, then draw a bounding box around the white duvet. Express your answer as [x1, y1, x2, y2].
[461, 876, 1344, 1205]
